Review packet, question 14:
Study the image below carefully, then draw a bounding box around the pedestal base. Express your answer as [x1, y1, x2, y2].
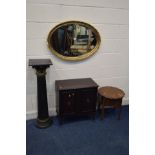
[35, 117, 52, 129]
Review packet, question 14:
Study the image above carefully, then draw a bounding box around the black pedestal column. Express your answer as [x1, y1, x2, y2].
[29, 59, 52, 128]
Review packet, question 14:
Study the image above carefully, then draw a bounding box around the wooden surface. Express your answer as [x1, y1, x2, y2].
[98, 86, 125, 99]
[29, 59, 52, 67]
[55, 78, 98, 90]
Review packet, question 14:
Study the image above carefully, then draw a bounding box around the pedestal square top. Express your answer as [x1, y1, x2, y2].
[29, 59, 52, 67]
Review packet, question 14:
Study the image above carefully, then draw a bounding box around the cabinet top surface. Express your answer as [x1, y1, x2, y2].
[29, 59, 52, 67]
[55, 78, 98, 90]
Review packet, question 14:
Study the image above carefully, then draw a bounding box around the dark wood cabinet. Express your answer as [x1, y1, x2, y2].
[55, 78, 98, 123]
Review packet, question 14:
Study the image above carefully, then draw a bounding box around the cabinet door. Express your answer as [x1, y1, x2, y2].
[76, 88, 97, 113]
[60, 90, 76, 115]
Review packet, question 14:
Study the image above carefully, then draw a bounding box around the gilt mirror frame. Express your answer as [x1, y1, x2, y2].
[47, 21, 101, 61]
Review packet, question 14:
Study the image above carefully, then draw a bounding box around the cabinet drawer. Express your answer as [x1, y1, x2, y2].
[59, 90, 76, 114]
[76, 88, 97, 112]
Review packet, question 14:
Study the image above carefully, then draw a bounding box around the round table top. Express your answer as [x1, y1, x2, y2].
[98, 86, 125, 99]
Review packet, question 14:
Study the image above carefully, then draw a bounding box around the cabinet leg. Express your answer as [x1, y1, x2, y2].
[92, 113, 96, 120]
[59, 116, 64, 125]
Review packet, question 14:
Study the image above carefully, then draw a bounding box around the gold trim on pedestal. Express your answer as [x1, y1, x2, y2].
[36, 70, 47, 76]
[37, 117, 50, 123]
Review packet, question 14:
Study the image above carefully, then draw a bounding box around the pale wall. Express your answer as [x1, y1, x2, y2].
[26, 0, 129, 119]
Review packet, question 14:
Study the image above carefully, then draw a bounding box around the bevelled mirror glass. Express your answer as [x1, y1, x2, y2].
[47, 21, 101, 61]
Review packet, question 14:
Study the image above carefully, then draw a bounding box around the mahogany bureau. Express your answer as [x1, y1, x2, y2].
[55, 78, 98, 124]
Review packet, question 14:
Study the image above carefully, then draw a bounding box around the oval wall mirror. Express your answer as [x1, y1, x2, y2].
[47, 21, 101, 61]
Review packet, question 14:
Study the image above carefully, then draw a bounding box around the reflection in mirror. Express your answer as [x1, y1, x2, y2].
[48, 21, 101, 61]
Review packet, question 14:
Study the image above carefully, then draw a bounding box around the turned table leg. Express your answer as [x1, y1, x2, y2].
[118, 106, 122, 120]
[100, 97, 105, 120]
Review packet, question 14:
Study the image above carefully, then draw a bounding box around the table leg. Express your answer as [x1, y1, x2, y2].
[118, 105, 122, 120]
[101, 108, 104, 120]
[100, 97, 104, 120]
[114, 102, 122, 120]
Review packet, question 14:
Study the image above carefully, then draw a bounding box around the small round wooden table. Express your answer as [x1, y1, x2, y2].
[98, 86, 125, 120]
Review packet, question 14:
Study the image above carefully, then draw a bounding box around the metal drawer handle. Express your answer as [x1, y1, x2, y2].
[68, 94, 71, 98]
